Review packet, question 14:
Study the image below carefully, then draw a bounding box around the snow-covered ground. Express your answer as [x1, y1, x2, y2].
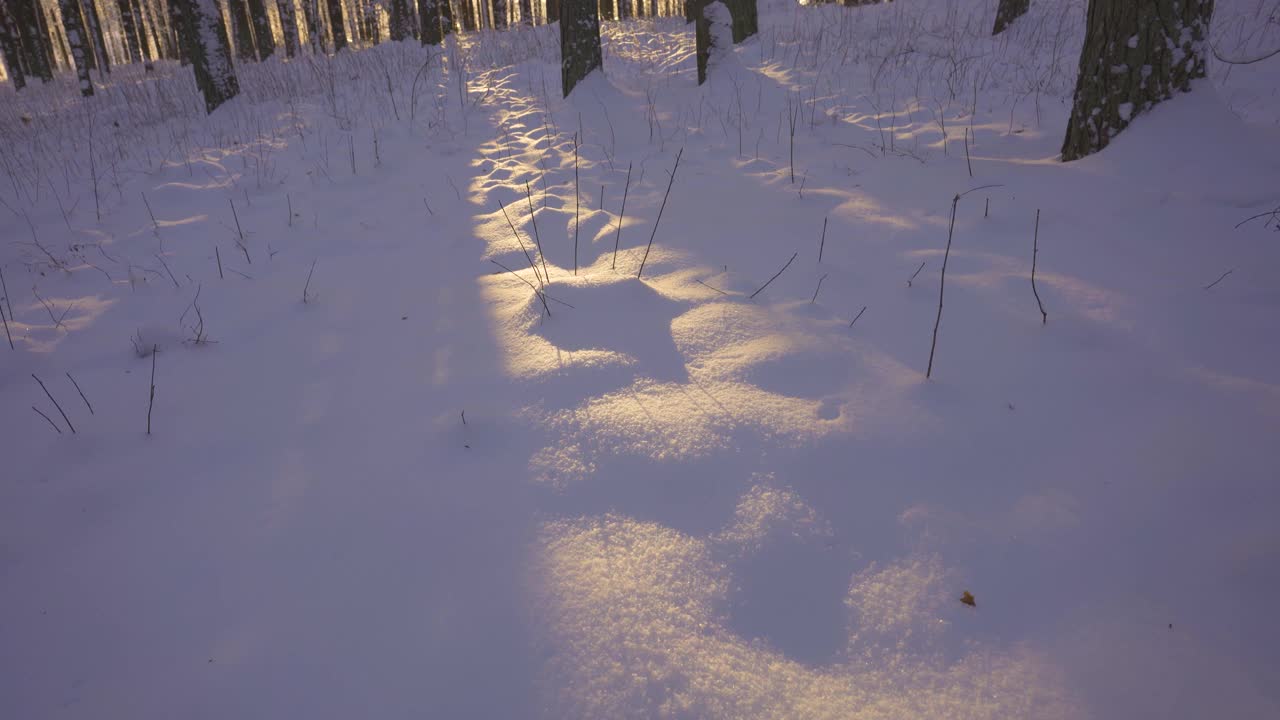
[2, 2, 1279, 718]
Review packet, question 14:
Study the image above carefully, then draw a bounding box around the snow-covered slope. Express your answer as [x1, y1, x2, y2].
[2, 3, 1278, 718]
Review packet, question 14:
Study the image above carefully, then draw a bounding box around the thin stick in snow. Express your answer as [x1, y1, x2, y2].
[811, 273, 828, 304]
[1, 290, 12, 350]
[66, 372, 93, 414]
[638, 147, 684, 280]
[524, 181, 549, 282]
[230, 199, 251, 264]
[1031, 209, 1047, 323]
[927, 195, 960, 379]
[573, 133, 580, 275]
[818, 217, 828, 264]
[156, 254, 180, 288]
[32, 374, 75, 434]
[147, 346, 156, 436]
[303, 260, 317, 303]
[849, 305, 867, 328]
[612, 162, 632, 271]
[491, 259, 551, 317]
[33, 406, 62, 434]
[1, 266, 15, 321]
[499, 198, 544, 288]
[288, 194, 294, 226]
[1203, 269, 1234, 290]
[215, 247, 224, 280]
[907, 260, 927, 287]
[750, 252, 799, 300]
[964, 128, 974, 178]
[695, 278, 729, 295]
[142, 192, 160, 240]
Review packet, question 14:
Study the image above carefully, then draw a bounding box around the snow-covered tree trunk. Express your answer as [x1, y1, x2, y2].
[0, 3, 28, 89]
[57, 0, 94, 95]
[174, 0, 240, 112]
[559, 0, 601, 97]
[992, 0, 1029, 35]
[277, 0, 301, 56]
[1061, 0, 1214, 161]
[13, 0, 55, 81]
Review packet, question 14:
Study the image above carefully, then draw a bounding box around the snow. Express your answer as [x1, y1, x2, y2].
[2, 2, 1280, 719]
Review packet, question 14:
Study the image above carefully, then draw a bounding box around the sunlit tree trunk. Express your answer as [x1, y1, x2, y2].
[1061, 0, 1214, 161]
[57, 0, 94, 94]
[278, 0, 301, 56]
[559, 0, 600, 96]
[0, 3, 27, 89]
[173, 0, 239, 111]
[992, 0, 1028, 35]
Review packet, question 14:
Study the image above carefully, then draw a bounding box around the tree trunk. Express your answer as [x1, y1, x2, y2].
[173, 0, 239, 111]
[301, 0, 322, 52]
[0, 3, 27, 89]
[722, 0, 755, 43]
[247, 0, 276, 58]
[493, 0, 508, 28]
[83, 0, 110, 73]
[1061, 0, 1214, 161]
[326, 0, 347, 50]
[13, 0, 55, 81]
[226, 0, 256, 59]
[600, 0, 615, 21]
[559, 0, 600, 97]
[115, 0, 143, 62]
[57, 0, 94, 94]
[992, 0, 1029, 35]
[389, 0, 410, 39]
[694, 0, 709, 84]
[419, 0, 452, 42]
[518, 0, 531, 24]
[277, 0, 300, 56]
[545, 0, 558, 25]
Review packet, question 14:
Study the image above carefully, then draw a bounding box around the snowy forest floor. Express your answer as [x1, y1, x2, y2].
[2, 3, 1280, 718]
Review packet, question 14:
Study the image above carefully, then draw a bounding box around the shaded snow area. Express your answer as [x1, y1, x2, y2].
[3, 2, 1280, 718]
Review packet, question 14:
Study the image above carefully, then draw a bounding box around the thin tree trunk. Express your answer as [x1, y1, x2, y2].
[277, 0, 300, 56]
[57, 0, 94, 94]
[559, 0, 601, 97]
[1061, 0, 1214, 161]
[173, 0, 239, 112]
[545, 0, 558, 25]
[992, 0, 1029, 35]
[694, 0, 709, 84]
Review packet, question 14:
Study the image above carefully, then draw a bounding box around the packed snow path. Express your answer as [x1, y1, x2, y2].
[4, 8, 1280, 719]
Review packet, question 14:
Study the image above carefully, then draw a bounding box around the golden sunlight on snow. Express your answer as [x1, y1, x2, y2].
[533, 513, 1082, 720]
